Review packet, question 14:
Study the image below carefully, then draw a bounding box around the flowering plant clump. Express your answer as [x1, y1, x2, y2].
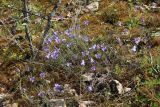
[1, 0, 160, 106]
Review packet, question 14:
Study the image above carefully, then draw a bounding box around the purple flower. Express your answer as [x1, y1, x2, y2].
[69, 27, 74, 31]
[82, 36, 89, 42]
[29, 76, 35, 82]
[39, 72, 45, 78]
[91, 66, 96, 71]
[96, 44, 101, 49]
[84, 20, 89, 25]
[116, 37, 122, 45]
[54, 83, 62, 92]
[116, 21, 123, 26]
[38, 91, 45, 97]
[68, 34, 75, 38]
[76, 25, 80, 29]
[131, 45, 137, 52]
[101, 46, 107, 51]
[42, 46, 49, 52]
[140, 17, 145, 24]
[82, 52, 86, 57]
[66, 62, 72, 67]
[52, 32, 62, 44]
[95, 53, 101, 59]
[92, 44, 97, 49]
[134, 37, 141, 45]
[65, 30, 74, 38]
[66, 42, 72, 48]
[122, 29, 130, 35]
[89, 44, 97, 50]
[90, 57, 95, 64]
[50, 49, 60, 59]
[53, 31, 58, 36]
[55, 37, 61, 44]
[46, 52, 51, 59]
[45, 37, 53, 44]
[81, 60, 85, 66]
[134, 5, 140, 12]
[65, 30, 70, 35]
[82, 51, 89, 57]
[87, 86, 93, 92]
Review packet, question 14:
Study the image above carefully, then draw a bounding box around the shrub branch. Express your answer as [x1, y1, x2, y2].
[22, 0, 34, 57]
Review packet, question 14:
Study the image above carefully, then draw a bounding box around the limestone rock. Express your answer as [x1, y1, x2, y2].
[49, 99, 66, 107]
[124, 87, 131, 93]
[82, 73, 94, 82]
[0, 93, 11, 100]
[109, 80, 131, 96]
[151, 31, 160, 37]
[5, 103, 18, 107]
[86, 2, 99, 12]
[79, 101, 96, 107]
[64, 84, 78, 96]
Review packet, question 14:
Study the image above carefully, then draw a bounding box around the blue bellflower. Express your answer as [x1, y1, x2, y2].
[81, 60, 85, 66]
[134, 37, 141, 45]
[54, 83, 62, 92]
[55, 37, 61, 44]
[50, 49, 60, 59]
[39, 72, 45, 78]
[38, 91, 45, 97]
[29, 76, 35, 83]
[87, 85, 93, 92]
[91, 66, 96, 71]
[83, 20, 89, 25]
[131, 45, 137, 52]
[95, 53, 101, 59]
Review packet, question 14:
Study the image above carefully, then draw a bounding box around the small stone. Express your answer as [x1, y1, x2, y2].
[64, 84, 78, 96]
[49, 99, 66, 107]
[124, 87, 131, 93]
[0, 93, 11, 100]
[82, 73, 94, 82]
[109, 80, 123, 95]
[151, 7, 160, 12]
[109, 80, 132, 96]
[0, 87, 6, 92]
[45, 80, 51, 84]
[82, 8, 90, 13]
[64, 84, 71, 90]
[79, 101, 96, 107]
[6, 103, 18, 107]
[151, 31, 160, 37]
[86, 2, 99, 12]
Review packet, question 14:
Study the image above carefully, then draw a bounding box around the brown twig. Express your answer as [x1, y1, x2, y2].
[33, 0, 61, 59]
[39, 0, 62, 50]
